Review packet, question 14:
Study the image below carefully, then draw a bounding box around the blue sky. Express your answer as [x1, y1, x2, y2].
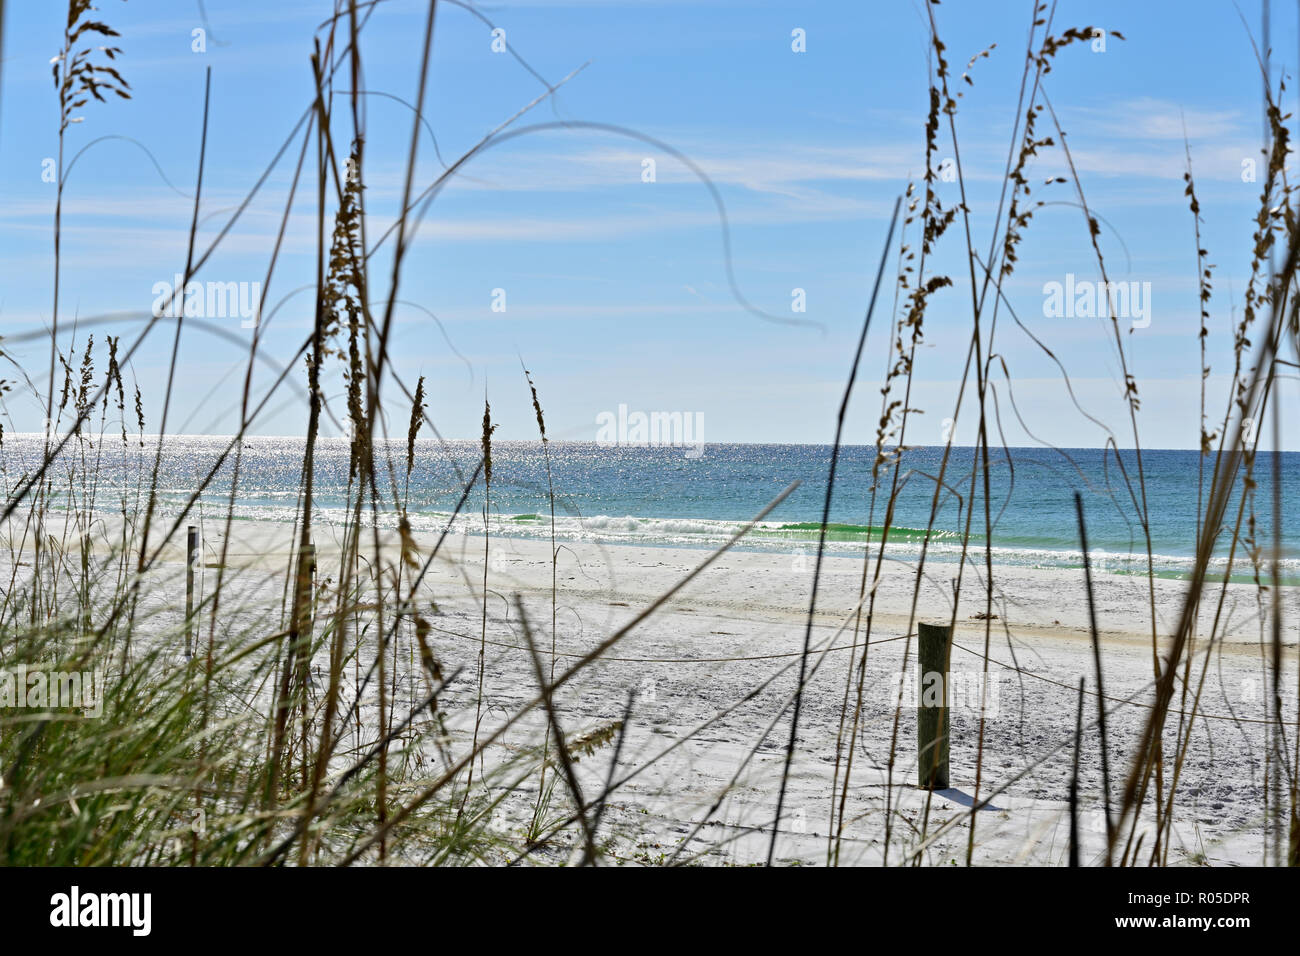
[1, 0, 1298, 449]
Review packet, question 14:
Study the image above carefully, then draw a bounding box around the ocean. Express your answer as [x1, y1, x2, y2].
[6, 435, 1297, 580]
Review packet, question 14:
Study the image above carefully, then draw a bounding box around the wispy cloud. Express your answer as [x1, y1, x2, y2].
[1079, 97, 1245, 141]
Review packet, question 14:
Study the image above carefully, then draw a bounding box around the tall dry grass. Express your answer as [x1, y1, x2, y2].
[0, 0, 1296, 867]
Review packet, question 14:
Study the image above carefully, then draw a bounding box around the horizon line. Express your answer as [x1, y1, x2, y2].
[4, 432, 1288, 454]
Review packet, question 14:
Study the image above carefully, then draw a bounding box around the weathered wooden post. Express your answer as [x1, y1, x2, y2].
[293, 540, 316, 789]
[917, 621, 951, 790]
[80, 532, 92, 634]
[294, 542, 316, 678]
[185, 526, 198, 657]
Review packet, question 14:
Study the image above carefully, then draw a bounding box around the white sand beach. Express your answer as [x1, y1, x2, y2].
[112, 513, 1296, 866]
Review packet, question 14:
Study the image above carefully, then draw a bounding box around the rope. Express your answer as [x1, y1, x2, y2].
[429, 623, 910, 663]
[429, 623, 1299, 726]
[950, 638, 1300, 727]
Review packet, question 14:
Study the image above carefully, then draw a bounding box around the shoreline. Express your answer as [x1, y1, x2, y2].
[140, 515, 1300, 650]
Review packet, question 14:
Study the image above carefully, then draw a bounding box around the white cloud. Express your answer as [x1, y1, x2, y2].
[1081, 97, 1245, 141]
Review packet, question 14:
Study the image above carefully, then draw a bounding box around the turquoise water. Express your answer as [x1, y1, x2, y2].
[6, 436, 1297, 579]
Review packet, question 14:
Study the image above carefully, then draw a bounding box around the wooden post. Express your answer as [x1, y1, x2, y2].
[293, 541, 316, 789]
[185, 526, 198, 658]
[81, 532, 92, 634]
[293, 542, 316, 678]
[917, 621, 951, 790]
